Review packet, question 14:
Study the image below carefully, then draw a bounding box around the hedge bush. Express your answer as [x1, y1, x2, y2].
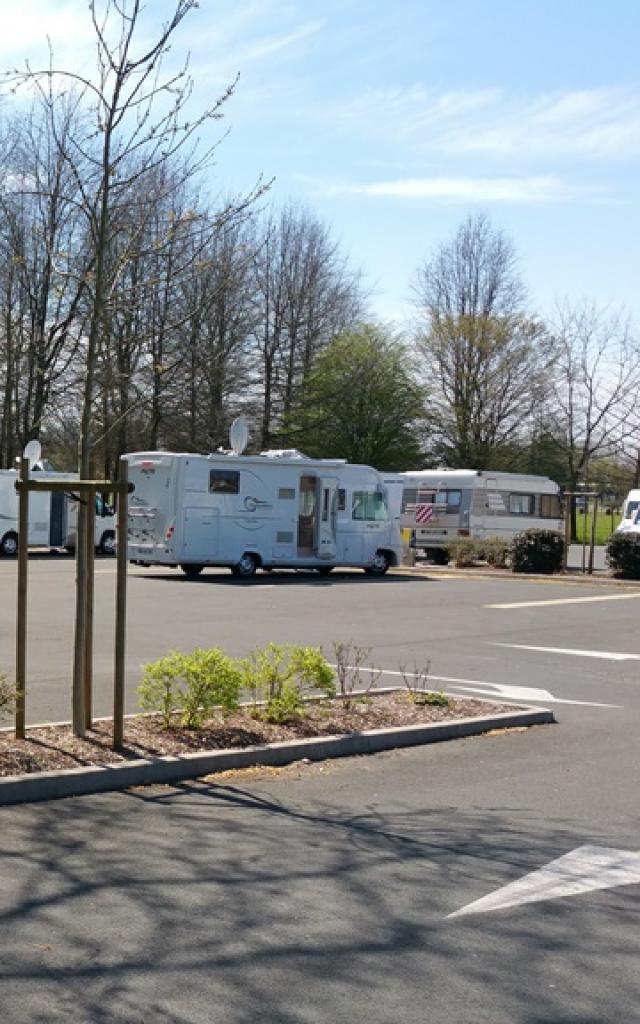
[511, 529, 564, 574]
[606, 533, 640, 578]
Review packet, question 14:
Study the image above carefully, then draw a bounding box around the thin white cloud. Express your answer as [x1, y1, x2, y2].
[445, 87, 640, 161]
[329, 84, 640, 162]
[321, 175, 606, 204]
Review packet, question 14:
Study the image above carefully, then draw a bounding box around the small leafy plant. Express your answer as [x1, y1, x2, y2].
[242, 643, 335, 723]
[139, 648, 242, 728]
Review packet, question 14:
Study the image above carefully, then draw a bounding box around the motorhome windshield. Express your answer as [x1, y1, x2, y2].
[352, 490, 388, 521]
[625, 500, 640, 519]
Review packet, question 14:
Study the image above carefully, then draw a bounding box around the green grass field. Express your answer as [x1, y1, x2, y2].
[574, 506, 621, 545]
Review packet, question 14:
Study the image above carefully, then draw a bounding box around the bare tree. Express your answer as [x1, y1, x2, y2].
[546, 302, 640, 497]
[414, 213, 551, 467]
[251, 203, 365, 447]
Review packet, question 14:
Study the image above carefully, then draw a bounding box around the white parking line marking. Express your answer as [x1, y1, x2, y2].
[491, 643, 640, 661]
[486, 593, 640, 609]
[449, 846, 640, 918]
[333, 667, 621, 708]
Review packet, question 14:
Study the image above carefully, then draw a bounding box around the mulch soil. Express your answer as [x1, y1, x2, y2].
[0, 691, 519, 778]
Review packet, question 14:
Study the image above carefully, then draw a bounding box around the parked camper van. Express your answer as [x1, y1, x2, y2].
[0, 469, 116, 556]
[615, 489, 640, 534]
[125, 450, 403, 577]
[398, 469, 563, 562]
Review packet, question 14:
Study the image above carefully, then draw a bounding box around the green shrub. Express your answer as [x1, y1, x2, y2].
[179, 648, 243, 728]
[0, 673, 19, 722]
[480, 537, 512, 568]
[139, 648, 242, 728]
[606, 533, 640, 578]
[242, 643, 335, 723]
[447, 538, 480, 567]
[511, 529, 564, 574]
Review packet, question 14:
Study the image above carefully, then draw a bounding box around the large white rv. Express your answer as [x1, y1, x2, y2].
[125, 450, 403, 577]
[0, 469, 117, 556]
[398, 469, 563, 562]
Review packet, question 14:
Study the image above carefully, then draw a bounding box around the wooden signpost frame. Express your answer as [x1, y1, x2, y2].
[14, 458, 132, 749]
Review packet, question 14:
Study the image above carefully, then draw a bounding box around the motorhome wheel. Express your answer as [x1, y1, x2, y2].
[365, 550, 390, 576]
[232, 553, 258, 578]
[0, 532, 18, 557]
[98, 530, 116, 555]
[180, 564, 204, 578]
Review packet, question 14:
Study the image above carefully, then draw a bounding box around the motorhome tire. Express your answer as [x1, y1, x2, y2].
[365, 550, 390, 576]
[98, 530, 116, 555]
[180, 564, 204, 578]
[428, 548, 450, 566]
[232, 553, 258, 578]
[0, 532, 18, 557]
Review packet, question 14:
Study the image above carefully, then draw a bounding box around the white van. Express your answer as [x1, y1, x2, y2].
[398, 468, 563, 562]
[615, 489, 640, 534]
[125, 450, 403, 577]
[0, 469, 117, 556]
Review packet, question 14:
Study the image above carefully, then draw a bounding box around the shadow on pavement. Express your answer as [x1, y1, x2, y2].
[0, 779, 637, 1023]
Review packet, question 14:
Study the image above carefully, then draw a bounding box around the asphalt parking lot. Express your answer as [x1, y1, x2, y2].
[1, 558, 639, 1022]
[0, 555, 636, 724]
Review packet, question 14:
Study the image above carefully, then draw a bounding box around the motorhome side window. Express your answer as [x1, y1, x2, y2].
[509, 493, 535, 515]
[540, 494, 562, 518]
[209, 470, 240, 494]
[434, 490, 461, 509]
[352, 491, 388, 521]
[337, 489, 346, 512]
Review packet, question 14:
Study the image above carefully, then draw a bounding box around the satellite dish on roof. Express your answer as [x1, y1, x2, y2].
[23, 439, 42, 469]
[229, 416, 249, 456]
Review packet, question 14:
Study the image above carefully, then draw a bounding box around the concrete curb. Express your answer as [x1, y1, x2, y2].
[394, 565, 637, 586]
[0, 704, 554, 806]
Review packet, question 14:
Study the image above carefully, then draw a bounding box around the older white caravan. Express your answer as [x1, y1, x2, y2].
[0, 469, 116, 556]
[399, 468, 563, 562]
[125, 450, 403, 577]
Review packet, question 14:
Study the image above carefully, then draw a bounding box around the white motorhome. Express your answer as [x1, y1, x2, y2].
[398, 468, 563, 562]
[615, 489, 640, 534]
[125, 450, 403, 577]
[0, 469, 117, 556]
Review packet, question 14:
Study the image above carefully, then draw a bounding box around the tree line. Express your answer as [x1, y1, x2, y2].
[0, 1, 638, 498]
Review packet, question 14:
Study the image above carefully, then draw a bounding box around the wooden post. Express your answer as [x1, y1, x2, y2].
[84, 489, 96, 730]
[72, 496, 88, 737]
[588, 495, 599, 575]
[15, 457, 29, 740]
[113, 459, 128, 750]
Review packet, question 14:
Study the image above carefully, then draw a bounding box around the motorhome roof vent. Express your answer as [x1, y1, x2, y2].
[260, 449, 309, 460]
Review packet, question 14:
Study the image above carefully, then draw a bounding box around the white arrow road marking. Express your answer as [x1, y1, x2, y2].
[330, 667, 621, 708]
[490, 643, 640, 661]
[449, 846, 640, 918]
[486, 593, 640, 609]
[442, 680, 620, 708]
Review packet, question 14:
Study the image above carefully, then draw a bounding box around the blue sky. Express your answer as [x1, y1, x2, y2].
[3, 1, 639, 327]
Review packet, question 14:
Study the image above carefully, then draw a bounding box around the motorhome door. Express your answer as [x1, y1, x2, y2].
[297, 475, 316, 555]
[316, 476, 338, 559]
